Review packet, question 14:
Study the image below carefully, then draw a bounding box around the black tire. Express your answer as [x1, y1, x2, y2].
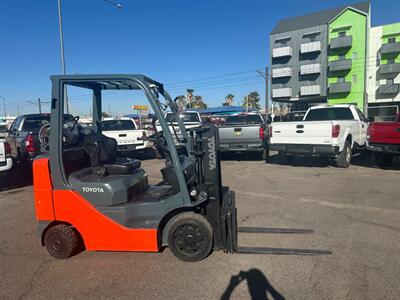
[336, 140, 352, 168]
[44, 224, 79, 259]
[167, 212, 213, 262]
[374, 152, 393, 168]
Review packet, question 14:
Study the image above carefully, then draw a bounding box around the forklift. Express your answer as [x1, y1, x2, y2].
[33, 74, 330, 262]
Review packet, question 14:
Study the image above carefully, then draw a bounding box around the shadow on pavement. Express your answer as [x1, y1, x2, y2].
[220, 268, 285, 300]
[221, 152, 264, 162]
[0, 162, 33, 191]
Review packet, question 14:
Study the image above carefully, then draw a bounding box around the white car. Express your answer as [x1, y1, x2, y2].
[0, 141, 13, 173]
[269, 104, 368, 167]
[156, 111, 202, 143]
[101, 118, 152, 154]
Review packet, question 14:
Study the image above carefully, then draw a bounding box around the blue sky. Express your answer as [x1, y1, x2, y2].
[0, 0, 399, 116]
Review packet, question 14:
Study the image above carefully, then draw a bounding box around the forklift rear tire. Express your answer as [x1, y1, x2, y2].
[44, 224, 79, 259]
[167, 212, 213, 262]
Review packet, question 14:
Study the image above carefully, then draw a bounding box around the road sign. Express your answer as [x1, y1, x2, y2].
[132, 105, 149, 110]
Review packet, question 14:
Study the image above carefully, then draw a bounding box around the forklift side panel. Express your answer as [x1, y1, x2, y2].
[33, 158, 55, 221]
[52, 190, 159, 251]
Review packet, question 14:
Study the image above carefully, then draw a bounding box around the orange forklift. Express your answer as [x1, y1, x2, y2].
[33, 74, 330, 261]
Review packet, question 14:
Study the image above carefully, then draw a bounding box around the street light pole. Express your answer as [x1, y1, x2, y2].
[0, 96, 6, 119]
[57, 0, 69, 113]
[256, 67, 270, 119]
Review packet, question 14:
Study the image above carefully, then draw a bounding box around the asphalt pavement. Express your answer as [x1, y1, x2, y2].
[0, 153, 399, 299]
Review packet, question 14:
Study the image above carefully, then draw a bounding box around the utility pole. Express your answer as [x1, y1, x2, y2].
[108, 104, 111, 116]
[0, 96, 6, 118]
[256, 67, 270, 119]
[246, 95, 249, 112]
[17, 104, 20, 115]
[38, 98, 42, 114]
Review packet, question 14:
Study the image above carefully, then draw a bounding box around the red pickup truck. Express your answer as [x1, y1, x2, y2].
[367, 113, 400, 167]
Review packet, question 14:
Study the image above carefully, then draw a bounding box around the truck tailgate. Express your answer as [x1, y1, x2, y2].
[219, 125, 261, 144]
[369, 122, 400, 145]
[271, 121, 333, 145]
[102, 130, 144, 146]
[0, 142, 5, 163]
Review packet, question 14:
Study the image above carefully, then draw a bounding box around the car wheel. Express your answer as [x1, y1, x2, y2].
[374, 153, 393, 168]
[336, 140, 352, 168]
[44, 224, 79, 259]
[167, 212, 213, 262]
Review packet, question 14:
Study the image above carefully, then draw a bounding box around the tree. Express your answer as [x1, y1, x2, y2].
[224, 94, 234, 106]
[190, 95, 207, 109]
[242, 91, 261, 110]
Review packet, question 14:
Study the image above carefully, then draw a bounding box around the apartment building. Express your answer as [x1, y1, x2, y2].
[270, 1, 400, 119]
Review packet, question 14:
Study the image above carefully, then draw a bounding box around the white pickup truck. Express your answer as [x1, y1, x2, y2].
[156, 111, 202, 143]
[269, 105, 368, 167]
[0, 141, 13, 174]
[101, 118, 152, 155]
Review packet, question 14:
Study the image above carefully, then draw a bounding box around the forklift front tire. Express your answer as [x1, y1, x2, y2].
[167, 212, 213, 262]
[44, 224, 79, 259]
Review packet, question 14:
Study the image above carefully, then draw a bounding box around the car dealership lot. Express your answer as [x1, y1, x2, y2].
[1, 154, 399, 300]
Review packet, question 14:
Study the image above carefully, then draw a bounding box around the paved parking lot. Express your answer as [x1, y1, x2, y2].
[1, 153, 399, 299]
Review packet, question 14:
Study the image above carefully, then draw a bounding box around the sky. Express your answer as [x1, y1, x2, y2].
[0, 0, 399, 116]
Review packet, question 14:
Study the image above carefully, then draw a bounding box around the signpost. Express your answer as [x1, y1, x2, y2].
[132, 105, 149, 128]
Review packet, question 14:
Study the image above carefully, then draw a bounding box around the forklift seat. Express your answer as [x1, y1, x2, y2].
[83, 132, 141, 175]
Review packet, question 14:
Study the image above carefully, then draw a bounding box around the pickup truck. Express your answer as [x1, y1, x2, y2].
[0, 141, 13, 175]
[0, 121, 7, 140]
[218, 113, 268, 161]
[367, 113, 400, 167]
[101, 117, 152, 155]
[269, 105, 368, 168]
[156, 111, 202, 143]
[6, 114, 53, 165]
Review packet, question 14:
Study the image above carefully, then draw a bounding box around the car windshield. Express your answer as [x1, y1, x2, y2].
[165, 113, 200, 123]
[305, 108, 354, 121]
[225, 114, 263, 125]
[101, 120, 136, 131]
[22, 116, 50, 132]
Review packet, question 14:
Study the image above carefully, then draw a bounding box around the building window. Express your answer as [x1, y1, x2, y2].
[338, 31, 346, 37]
[281, 40, 288, 46]
[309, 35, 317, 42]
[352, 52, 357, 60]
[387, 58, 395, 64]
[387, 78, 394, 85]
[376, 58, 380, 67]
[338, 54, 346, 61]
[338, 77, 345, 83]
[388, 37, 396, 44]
[352, 75, 357, 83]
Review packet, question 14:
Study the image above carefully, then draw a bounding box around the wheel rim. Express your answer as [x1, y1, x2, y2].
[47, 232, 66, 255]
[346, 146, 351, 163]
[173, 224, 207, 256]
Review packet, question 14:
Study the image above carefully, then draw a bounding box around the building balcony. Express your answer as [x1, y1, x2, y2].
[272, 67, 292, 78]
[300, 63, 321, 75]
[378, 83, 400, 95]
[380, 63, 400, 74]
[381, 42, 400, 55]
[300, 41, 321, 54]
[272, 46, 293, 58]
[329, 59, 352, 72]
[330, 35, 352, 50]
[272, 87, 292, 98]
[329, 82, 351, 94]
[300, 85, 321, 96]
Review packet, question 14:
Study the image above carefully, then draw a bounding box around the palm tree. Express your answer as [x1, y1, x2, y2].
[224, 94, 234, 106]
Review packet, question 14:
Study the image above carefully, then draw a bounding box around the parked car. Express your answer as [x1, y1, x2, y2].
[269, 105, 368, 168]
[367, 113, 400, 167]
[156, 111, 202, 143]
[101, 117, 153, 155]
[218, 112, 268, 161]
[6, 114, 53, 165]
[0, 121, 7, 140]
[0, 141, 13, 174]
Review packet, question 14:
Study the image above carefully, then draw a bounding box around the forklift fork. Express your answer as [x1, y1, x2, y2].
[223, 191, 332, 256]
